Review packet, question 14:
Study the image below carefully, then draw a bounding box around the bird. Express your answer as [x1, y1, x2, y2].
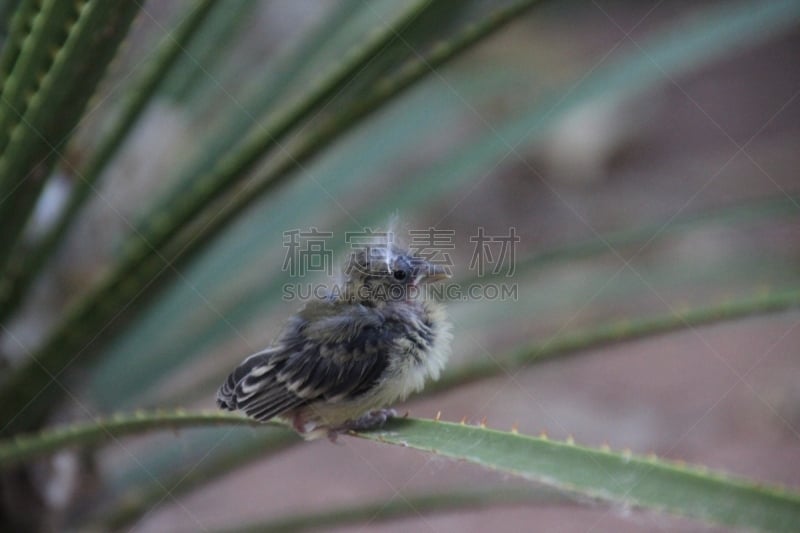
[216, 238, 452, 440]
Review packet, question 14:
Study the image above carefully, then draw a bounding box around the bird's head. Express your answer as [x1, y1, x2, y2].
[341, 244, 449, 304]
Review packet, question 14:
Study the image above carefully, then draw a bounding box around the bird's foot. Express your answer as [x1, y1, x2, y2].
[348, 408, 398, 430]
[327, 408, 398, 442]
[291, 413, 304, 434]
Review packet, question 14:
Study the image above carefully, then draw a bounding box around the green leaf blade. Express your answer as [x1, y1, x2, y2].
[3, 411, 798, 532]
[356, 418, 800, 532]
[0, 0, 142, 274]
[0, 0, 218, 325]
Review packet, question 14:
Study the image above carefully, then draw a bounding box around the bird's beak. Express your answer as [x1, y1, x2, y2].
[421, 263, 450, 282]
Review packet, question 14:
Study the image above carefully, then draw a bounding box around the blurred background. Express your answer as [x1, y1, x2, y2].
[0, 0, 798, 531]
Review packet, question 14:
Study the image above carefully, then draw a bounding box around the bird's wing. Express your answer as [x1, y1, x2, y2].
[216, 346, 304, 421]
[217, 305, 393, 422]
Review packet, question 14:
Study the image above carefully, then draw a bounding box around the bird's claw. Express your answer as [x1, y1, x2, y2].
[327, 408, 398, 442]
[348, 408, 398, 430]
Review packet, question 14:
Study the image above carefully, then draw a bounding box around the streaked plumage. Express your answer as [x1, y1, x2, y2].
[217, 242, 452, 439]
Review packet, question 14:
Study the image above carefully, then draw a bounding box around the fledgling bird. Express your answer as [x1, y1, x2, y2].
[217, 240, 452, 440]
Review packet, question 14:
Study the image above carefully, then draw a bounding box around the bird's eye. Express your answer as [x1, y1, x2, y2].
[392, 269, 408, 281]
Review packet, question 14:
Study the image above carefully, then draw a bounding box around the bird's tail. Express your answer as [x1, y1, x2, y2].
[216, 348, 276, 410]
[216, 371, 239, 410]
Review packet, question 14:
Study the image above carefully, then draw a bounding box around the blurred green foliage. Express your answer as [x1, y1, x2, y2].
[0, 0, 798, 531]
